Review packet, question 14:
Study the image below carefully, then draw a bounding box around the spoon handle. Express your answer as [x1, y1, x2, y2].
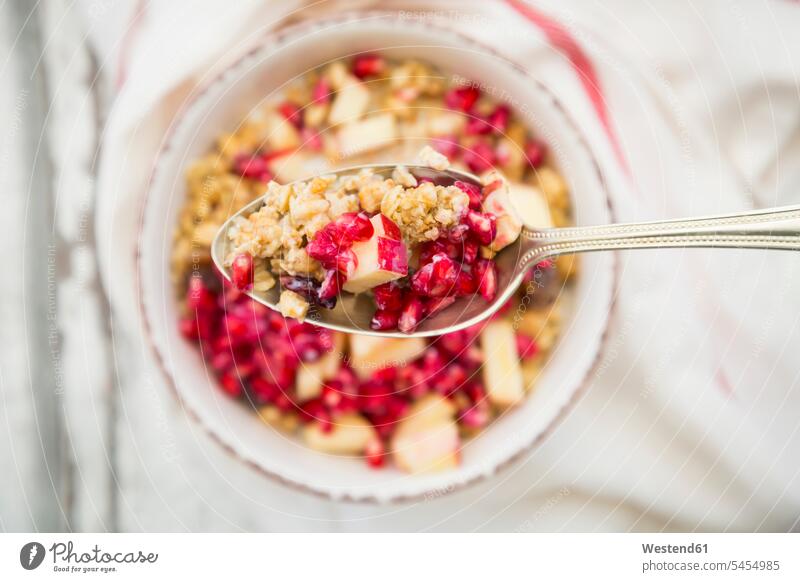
[519, 204, 800, 269]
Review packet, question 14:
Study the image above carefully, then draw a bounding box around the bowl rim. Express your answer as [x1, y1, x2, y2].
[136, 11, 620, 504]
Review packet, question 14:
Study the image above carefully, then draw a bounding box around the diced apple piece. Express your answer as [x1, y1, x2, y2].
[391, 395, 460, 473]
[349, 334, 426, 379]
[295, 332, 345, 402]
[303, 413, 376, 455]
[522, 359, 542, 392]
[483, 180, 523, 252]
[262, 110, 300, 151]
[370, 213, 402, 240]
[507, 182, 553, 231]
[480, 320, 525, 407]
[342, 222, 408, 293]
[328, 80, 371, 125]
[267, 150, 315, 183]
[336, 113, 397, 158]
[427, 111, 466, 136]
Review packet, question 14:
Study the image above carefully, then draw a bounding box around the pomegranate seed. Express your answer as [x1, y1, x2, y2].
[300, 127, 323, 151]
[336, 247, 358, 278]
[318, 269, 342, 300]
[487, 104, 510, 133]
[482, 178, 504, 197]
[232, 154, 272, 182]
[525, 139, 547, 169]
[219, 372, 243, 398]
[455, 269, 477, 296]
[411, 252, 458, 297]
[277, 101, 303, 128]
[373, 281, 404, 311]
[454, 180, 483, 210]
[461, 238, 479, 264]
[444, 85, 480, 112]
[250, 377, 279, 403]
[231, 253, 254, 290]
[352, 54, 385, 78]
[370, 309, 400, 331]
[335, 212, 374, 242]
[427, 295, 456, 316]
[516, 333, 539, 359]
[431, 136, 460, 159]
[398, 295, 425, 333]
[312, 78, 331, 104]
[462, 141, 495, 174]
[186, 276, 216, 311]
[365, 438, 386, 468]
[306, 229, 340, 267]
[464, 210, 497, 245]
[473, 258, 498, 302]
[460, 400, 490, 428]
[179, 317, 199, 339]
[466, 115, 492, 135]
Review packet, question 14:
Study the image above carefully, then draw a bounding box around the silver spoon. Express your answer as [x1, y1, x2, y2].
[212, 164, 800, 337]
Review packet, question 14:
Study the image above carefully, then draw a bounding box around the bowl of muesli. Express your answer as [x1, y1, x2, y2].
[139, 14, 615, 501]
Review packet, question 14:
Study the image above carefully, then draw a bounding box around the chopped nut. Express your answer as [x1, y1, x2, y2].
[416, 145, 449, 171]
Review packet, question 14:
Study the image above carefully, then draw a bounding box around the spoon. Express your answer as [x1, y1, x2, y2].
[212, 164, 800, 337]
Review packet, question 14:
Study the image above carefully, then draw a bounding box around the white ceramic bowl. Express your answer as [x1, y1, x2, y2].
[139, 14, 616, 502]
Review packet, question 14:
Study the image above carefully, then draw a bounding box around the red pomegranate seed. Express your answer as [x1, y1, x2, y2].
[277, 101, 303, 128]
[427, 295, 456, 316]
[444, 85, 480, 112]
[250, 377, 279, 403]
[466, 115, 492, 135]
[431, 135, 460, 159]
[454, 180, 483, 210]
[370, 309, 400, 331]
[462, 141, 495, 174]
[179, 317, 199, 339]
[318, 270, 342, 301]
[455, 269, 477, 296]
[352, 54, 385, 78]
[231, 253, 254, 290]
[186, 276, 216, 311]
[335, 211, 374, 242]
[232, 154, 272, 182]
[460, 400, 490, 428]
[525, 139, 547, 169]
[487, 104, 510, 133]
[411, 252, 458, 297]
[461, 239, 479, 264]
[398, 295, 425, 333]
[312, 78, 331, 104]
[336, 247, 358, 278]
[482, 178, 504, 197]
[516, 334, 539, 359]
[306, 229, 340, 267]
[300, 127, 323, 151]
[219, 371, 243, 398]
[464, 210, 497, 245]
[365, 438, 386, 468]
[473, 258, 498, 302]
[373, 281, 404, 311]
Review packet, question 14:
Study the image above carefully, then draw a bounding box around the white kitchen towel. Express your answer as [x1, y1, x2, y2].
[88, 0, 800, 531]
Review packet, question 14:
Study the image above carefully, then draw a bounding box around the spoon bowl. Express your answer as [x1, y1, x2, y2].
[213, 163, 800, 338]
